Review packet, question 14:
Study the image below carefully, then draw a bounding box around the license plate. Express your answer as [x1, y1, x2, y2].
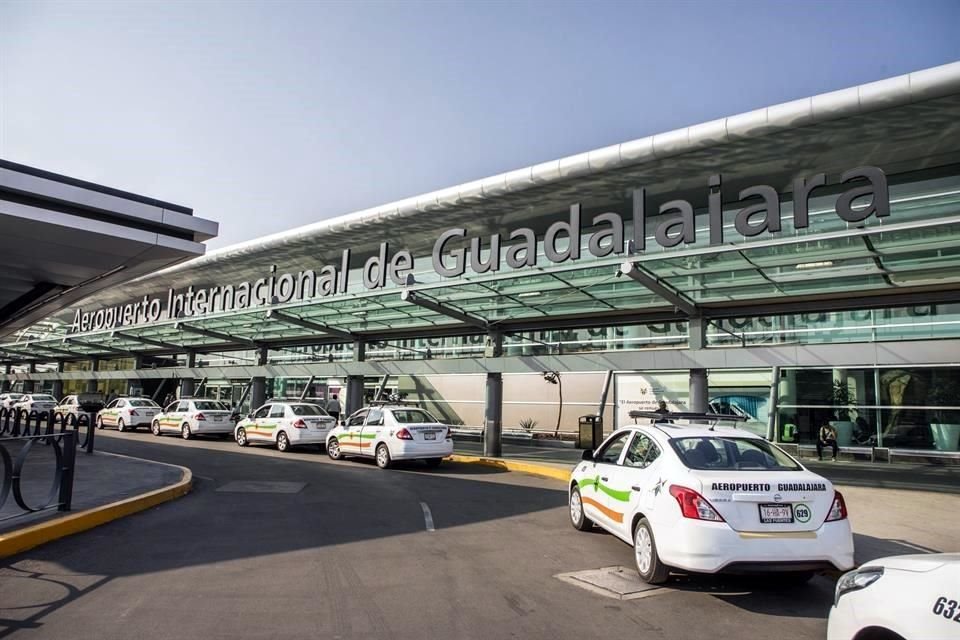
[424, 432, 436, 441]
[759, 504, 794, 524]
[213, 416, 223, 422]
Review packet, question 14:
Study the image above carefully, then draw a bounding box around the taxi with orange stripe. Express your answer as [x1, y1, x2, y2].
[569, 410, 854, 585]
[234, 401, 336, 452]
[326, 403, 453, 469]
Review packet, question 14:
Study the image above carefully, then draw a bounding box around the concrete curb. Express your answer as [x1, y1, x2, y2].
[447, 454, 572, 483]
[0, 453, 193, 559]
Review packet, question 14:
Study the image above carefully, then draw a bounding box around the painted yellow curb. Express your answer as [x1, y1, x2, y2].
[447, 454, 572, 483]
[0, 456, 192, 559]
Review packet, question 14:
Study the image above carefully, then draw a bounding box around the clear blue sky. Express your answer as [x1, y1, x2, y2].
[2, 0, 959, 249]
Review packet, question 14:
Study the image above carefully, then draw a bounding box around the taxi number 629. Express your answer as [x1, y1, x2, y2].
[932, 596, 960, 622]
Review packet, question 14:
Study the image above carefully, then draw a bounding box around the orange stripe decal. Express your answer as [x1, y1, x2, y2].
[581, 496, 624, 523]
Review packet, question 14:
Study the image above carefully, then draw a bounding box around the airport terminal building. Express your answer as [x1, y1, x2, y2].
[3, 61, 960, 460]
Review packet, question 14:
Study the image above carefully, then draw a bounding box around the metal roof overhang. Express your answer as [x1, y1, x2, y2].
[4, 62, 960, 363]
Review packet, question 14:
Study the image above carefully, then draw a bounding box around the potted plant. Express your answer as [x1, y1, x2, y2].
[828, 379, 855, 446]
[927, 377, 960, 452]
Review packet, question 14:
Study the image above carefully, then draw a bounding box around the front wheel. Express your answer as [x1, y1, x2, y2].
[151, 421, 161, 436]
[375, 443, 392, 469]
[236, 427, 248, 447]
[327, 438, 342, 460]
[96, 416, 103, 430]
[181, 424, 192, 440]
[117, 418, 127, 433]
[569, 486, 593, 531]
[277, 432, 290, 452]
[634, 518, 670, 584]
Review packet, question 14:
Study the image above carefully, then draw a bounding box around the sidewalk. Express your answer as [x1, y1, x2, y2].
[0, 447, 191, 557]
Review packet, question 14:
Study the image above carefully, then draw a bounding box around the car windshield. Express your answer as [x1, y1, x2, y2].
[670, 436, 801, 471]
[129, 399, 159, 407]
[290, 404, 328, 416]
[390, 409, 438, 424]
[32, 395, 55, 402]
[193, 401, 229, 411]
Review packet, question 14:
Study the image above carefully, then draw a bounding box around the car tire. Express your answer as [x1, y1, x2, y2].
[181, 424, 192, 440]
[152, 421, 161, 436]
[375, 443, 392, 469]
[327, 438, 343, 460]
[634, 517, 670, 585]
[424, 457, 443, 468]
[96, 416, 104, 430]
[569, 486, 593, 532]
[236, 427, 248, 447]
[117, 418, 127, 433]
[277, 432, 290, 452]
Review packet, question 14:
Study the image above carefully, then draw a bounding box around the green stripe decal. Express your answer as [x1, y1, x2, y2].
[578, 475, 632, 503]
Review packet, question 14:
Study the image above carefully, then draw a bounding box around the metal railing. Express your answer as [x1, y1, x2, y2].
[0, 407, 96, 453]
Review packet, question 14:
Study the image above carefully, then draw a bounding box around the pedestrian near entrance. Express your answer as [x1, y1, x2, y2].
[818, 423, 839, 461]
[655, 400, 670, 415]
[326, 394, 341, 423]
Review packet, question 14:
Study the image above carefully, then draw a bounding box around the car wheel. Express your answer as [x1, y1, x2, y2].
[424, 457, 443, 468]
[327, 438, 343, 460]
[117, 418, 127, 433]
[634, 517, 669, 584]
[151, 421, 161, 436]
[181, 424, 192, 440]
[96, 416, 104, 430]
[236, 427, 248, 447]
[277, 432, 290, 452]
[569, 486, 593, 531]
[375, 443, 392, 469]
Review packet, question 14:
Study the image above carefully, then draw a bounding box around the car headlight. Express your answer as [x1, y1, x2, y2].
[834, 566, 884, 605]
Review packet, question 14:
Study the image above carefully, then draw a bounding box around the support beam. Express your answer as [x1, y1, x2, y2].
[66, 338, 136, 357]
[400, 290, 488, 329]
[23, 363, 36, 393]
[52, 361, 64, 400]
[265, 309, 356, 341]
[113, 331, 183, 351]
[250, 376, 266, 411]
[86, 357, 100, 394]
[0, 346, 40, 361]
[689, 368, 708, 414]
[174, 322, 254, 346]
[299, 375, 316, 401]
[618, 261, 698, 316]
[32, 343, 84, 358]
[689, 316, 707, 350]
[483, 372, 503, 457]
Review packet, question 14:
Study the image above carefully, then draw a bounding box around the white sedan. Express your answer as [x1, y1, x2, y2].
[153, 399, 234, 439]
[828, 554, 960, 640]
[13, 393, 58, 415]
[569, 418, 854, 584]
[326, 405, 453, 469]
[97, 397, 162, 431]
[235, 401, 336, 451]
[0, 393, 24, 410]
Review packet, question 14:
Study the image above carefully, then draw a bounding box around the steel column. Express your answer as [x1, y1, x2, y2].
[689, 368, 709, 414]
[250, 377, 266, 411]
[483, 372, 503, 457]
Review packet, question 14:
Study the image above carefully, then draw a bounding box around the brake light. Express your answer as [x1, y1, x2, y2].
[195, 412, 206, 421]
[293, 419, 307, 429]
[825, 490, 848, 522]
[669, 485, 725, 522]
[396, 428, 413, 440]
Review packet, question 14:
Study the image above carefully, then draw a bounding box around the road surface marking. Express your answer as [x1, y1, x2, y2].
[419, 501, 435, 532]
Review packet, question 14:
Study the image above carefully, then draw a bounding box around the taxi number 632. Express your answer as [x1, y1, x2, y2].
[932, 596, 960, 622]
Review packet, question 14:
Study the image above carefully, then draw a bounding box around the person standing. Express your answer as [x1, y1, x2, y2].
[325, 394, 341, 423]
[817, 423, 839, 461]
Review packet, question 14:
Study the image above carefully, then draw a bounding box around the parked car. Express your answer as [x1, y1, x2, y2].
[828, 553, 960, 640]
[326, 404, 454, 469]
[569, 412, 854, 584]
[154, 399, 235, 439]
[0, 392, 24, 410]
[97, 397, 161, 432]
[235, 401, 336, 451]
[54, 393, 105, 420]
[13, 393, 58, 415]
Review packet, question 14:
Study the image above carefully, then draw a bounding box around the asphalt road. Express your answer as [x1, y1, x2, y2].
[1, 431, 840, 640]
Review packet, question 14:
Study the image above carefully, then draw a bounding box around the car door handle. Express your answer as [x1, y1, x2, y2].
[631, 485, 642, 491]
[601, 477, 609, 482]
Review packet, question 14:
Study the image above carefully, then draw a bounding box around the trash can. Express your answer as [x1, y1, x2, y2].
[578, 415, 603, 449]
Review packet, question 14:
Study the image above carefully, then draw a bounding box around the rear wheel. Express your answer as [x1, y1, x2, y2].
[181, 424, 192, 440]
[375, 444, 392, 469]
[569, 486, 593, 531]
[277, 432, 290, 452]
[117, 418, 127, 433]
[327, 438, 342, 460]
[236, 427, 248, 447]
[151, 421, 161, 436]
[634, 517, 670, 584]
[424, 457, 443, 468]
[96, 416, 104, 430]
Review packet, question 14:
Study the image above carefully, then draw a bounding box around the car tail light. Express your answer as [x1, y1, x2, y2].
[195, 412, 206, 421]
[293, 419, 307, 429]
[396, 428, 413, 440]
[825, 490, 848, 522]
[669, 485, 725, 522]
[130, 409, 139, 417]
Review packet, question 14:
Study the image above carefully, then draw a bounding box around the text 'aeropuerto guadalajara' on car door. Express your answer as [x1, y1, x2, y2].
[154, 399, 235, 439]
[569, 411, 855, 584]
[97, 397, 161, 432]
[326, 404, 454, 469]
[234, 401, 336, 452]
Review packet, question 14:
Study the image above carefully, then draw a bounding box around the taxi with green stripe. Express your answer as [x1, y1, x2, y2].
[235, 401, 336, 452]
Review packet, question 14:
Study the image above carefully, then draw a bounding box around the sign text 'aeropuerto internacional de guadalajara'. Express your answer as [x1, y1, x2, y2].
[69, 166, 889, 334]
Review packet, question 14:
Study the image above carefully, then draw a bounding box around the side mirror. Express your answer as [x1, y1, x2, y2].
[247, 413, 254, 420]
[581, 449, 594, 461]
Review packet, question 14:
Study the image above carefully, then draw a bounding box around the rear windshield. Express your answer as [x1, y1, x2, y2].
[129, 399, 159, 408]
[193, 401, 230, 411]
[391, 409, 438, 424]
[670, 437, 801, 471]
[289, 404, 329, 416]
[32, 395, 56, 402]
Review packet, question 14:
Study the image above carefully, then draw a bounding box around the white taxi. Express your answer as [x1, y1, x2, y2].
[54, 393, 104, 420]
[0, 393, 24, 410]
[153, 399, 234, 439]
[234, 401, 336, 452]
[326, 404, 454, 469]
[13, 393, 58, 415]
[569, 412, 855, 584]
[828, 554, 960, 640]
[97, 397, 162, 431]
